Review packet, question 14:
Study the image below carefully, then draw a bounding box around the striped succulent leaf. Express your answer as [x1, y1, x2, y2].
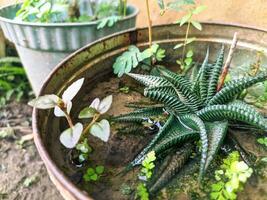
[157, 66, 202, 109]
[152, 129, 198, 157]
[206, 45, 225, 103]
[144, 88, 192, 115]
[180, 114, 208, 179]
[112, 106, 165, 123]
[199, 48, 211, 103]
[127, 73, 171, 87]
[124, 115, 176, 172]
[204, 121, 228, 171]
[208, 72, 267, 105]
[149, 143, 194, 194]
[197, 104, 267, 131]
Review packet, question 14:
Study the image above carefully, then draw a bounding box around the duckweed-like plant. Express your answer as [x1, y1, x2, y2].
[114, 46, 267, 187]
[210, 151, 253, 200]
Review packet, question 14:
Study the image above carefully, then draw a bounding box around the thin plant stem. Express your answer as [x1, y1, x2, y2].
[182, 21, 191, 62]
[145, 0, 152, 47]
[63, 110, 74, 128]
[82, 113, 101, 136]
[123, 0, 127, 17]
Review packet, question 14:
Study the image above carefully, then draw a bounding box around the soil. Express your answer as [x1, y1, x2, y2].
[0, 102, 63, 200]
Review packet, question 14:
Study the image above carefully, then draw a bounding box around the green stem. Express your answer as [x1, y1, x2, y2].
[182, 20, 191, 62]
[82, 113, 100, 136]
[123, 0, 127, 17]
[145, 0, 152, 48]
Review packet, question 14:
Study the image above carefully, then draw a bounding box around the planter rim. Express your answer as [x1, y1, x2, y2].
[32, 22, 267, 200]
[0, 3, 139, 27]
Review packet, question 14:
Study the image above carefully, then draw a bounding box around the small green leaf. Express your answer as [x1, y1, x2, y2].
[186, 37, 196, 45]
[113, 45, 143, 77]
[86, 168, 95, 175]
[95, 166, 105, 174]
[180, 13, 192, 26]
[157, 0, 165, 10]
[184, 57, 193, 66]
[192, 5, 206, 15]
[191, 21, 202, 30]
[90, 174, 98, 181]
[76, 138, 92, 154]
[97, 16, 121, 30]
[186, 50, 194, 58]
[79, 107, 97, 119]
[23, 175, 39, 188]
[174, 43, 184, 49]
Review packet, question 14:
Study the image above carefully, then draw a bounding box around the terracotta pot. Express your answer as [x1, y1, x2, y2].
[32, 23, 267, 200]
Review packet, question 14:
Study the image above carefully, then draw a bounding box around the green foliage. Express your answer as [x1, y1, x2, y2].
[210, 151, 253, 200]
[135, 151, 156, 200]
[16, 0, 126, 26]
[97, 16, 122, 29]
[140, 151, 156, 180]
[16, 0, 68, 23]
[257, 137, 267, 148]
[76, 138, 92, 162]
[115, 47, 267, 185]
[119, 86, 130, 94]
[177, 50, 194, 73]
[83, 166, 105, 182]
[0, 57, 31, 107]
[113, 44, 166, 77]
[23, 174, 39, 188]
[136, 183, 149, 200]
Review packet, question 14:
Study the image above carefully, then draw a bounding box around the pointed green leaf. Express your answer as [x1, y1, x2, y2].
[79, 107, 97, 119]
[191, 21, 202, 30]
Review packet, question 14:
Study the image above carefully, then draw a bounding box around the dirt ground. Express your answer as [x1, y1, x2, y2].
[0, 102, 63, 200]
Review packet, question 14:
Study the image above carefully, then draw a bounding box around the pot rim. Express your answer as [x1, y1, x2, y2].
[0, 3, 139, 27]
[32, 22, 267, 200]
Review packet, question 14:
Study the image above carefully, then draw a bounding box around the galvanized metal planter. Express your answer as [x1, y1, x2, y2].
[0, 3, 138, 94]
[33, 23, 267, 200]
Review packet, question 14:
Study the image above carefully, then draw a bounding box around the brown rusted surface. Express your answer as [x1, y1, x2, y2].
[33, 23, 267, 200]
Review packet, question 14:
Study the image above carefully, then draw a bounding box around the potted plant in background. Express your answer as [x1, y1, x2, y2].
[30, 0, 267, 199]
[0, 0, 138, 94]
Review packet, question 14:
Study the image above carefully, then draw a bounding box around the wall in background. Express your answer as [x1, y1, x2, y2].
[129, 0, 267, 29]
[1, 0, 267, 29]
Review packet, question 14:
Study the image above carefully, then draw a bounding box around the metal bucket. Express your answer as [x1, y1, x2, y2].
[0, 3, 138, 94]
[33, 23, 267, 200]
